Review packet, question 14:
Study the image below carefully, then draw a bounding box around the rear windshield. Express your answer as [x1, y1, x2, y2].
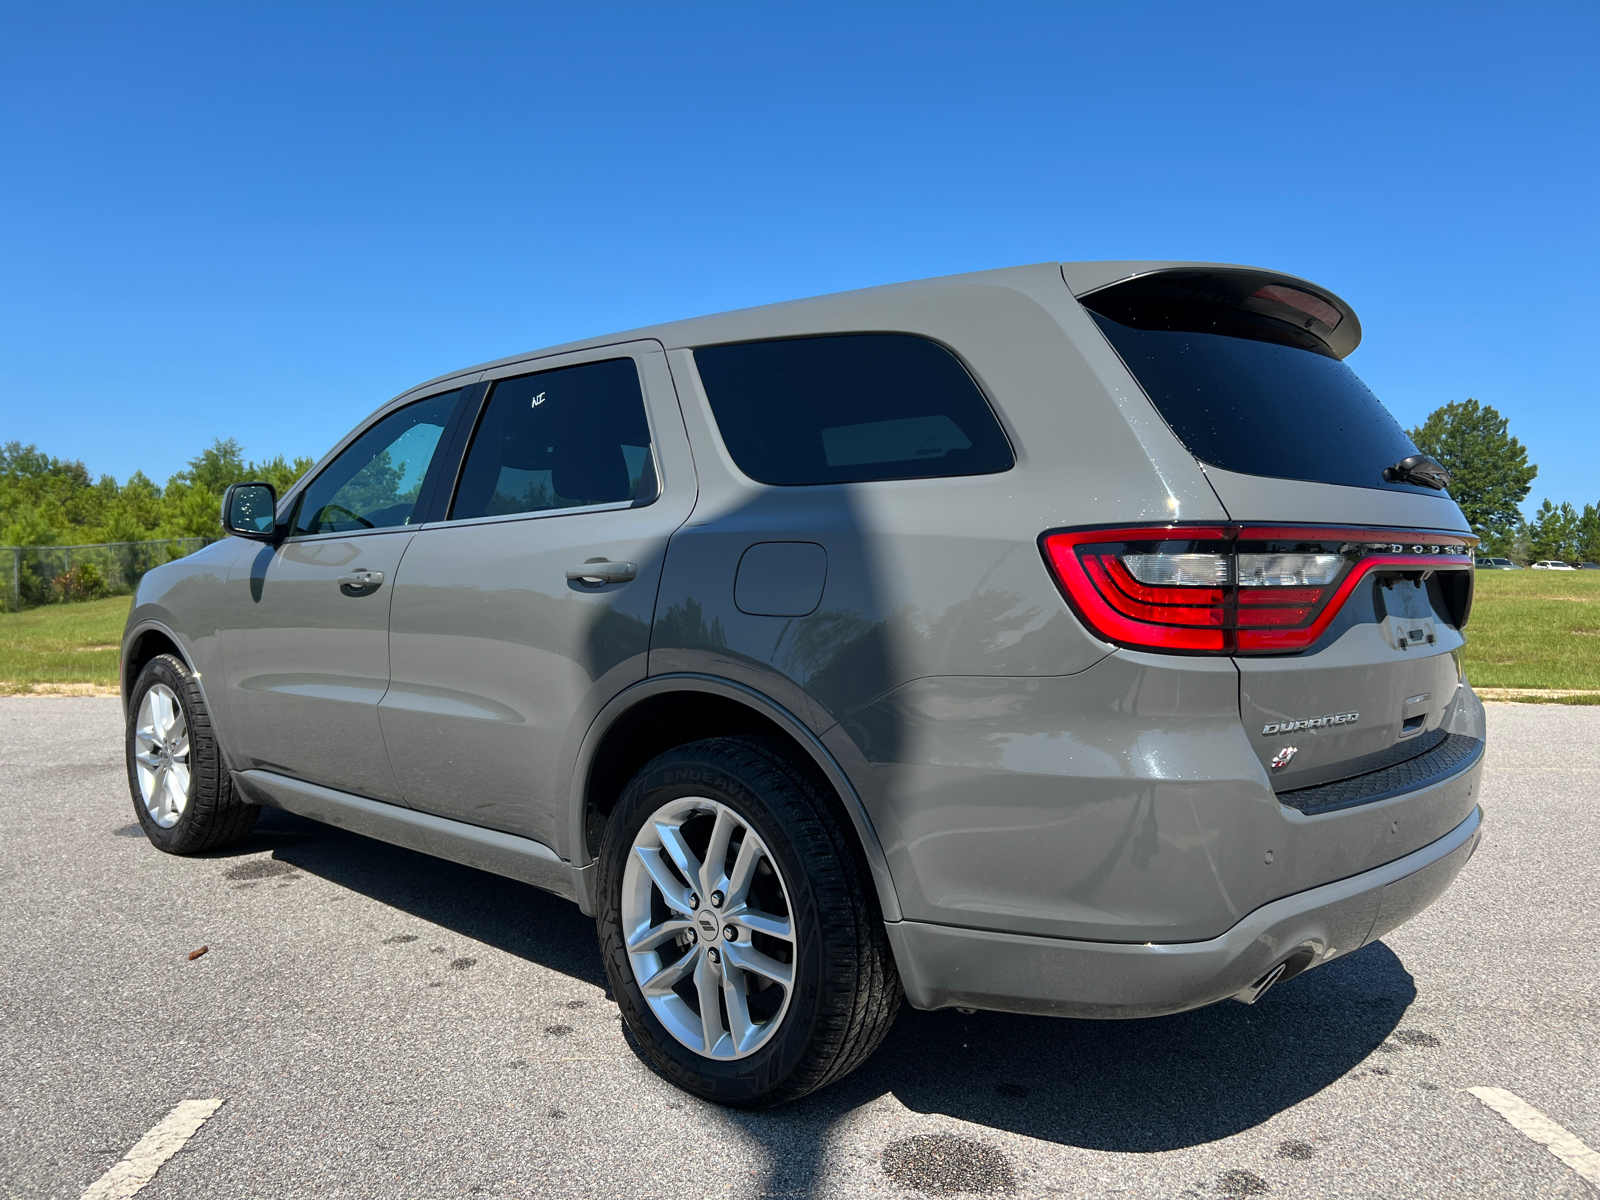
[692, 333, 1014, 485]
[1084, 286, 1431, 494]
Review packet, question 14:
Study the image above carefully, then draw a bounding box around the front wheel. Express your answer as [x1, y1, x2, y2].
[596, 736, 900, 1107]
[125, 653, 258, 854]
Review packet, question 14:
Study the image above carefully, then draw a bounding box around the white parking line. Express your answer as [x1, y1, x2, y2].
[1469, 1087, 1600, 1189]
[79, 1098, 225, 1200]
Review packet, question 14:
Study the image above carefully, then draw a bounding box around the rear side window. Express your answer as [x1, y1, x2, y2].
[692, 334, 1014, 485]
[450, 358, 655, 520]
[1082, 272, 1431, 494]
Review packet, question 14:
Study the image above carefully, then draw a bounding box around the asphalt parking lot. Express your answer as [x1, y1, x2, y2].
[2, 699, 1596, 1199]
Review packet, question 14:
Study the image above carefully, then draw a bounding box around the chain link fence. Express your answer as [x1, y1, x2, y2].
[0, 538, 217, 612]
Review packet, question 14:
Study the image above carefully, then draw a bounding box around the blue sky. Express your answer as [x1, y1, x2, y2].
[2, 3, 1595, 513]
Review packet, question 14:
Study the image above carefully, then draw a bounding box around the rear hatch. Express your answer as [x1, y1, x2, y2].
[1070, 268, 1477, 800]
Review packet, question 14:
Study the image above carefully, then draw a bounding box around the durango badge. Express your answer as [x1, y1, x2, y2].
[1263, 712, 1358, 736]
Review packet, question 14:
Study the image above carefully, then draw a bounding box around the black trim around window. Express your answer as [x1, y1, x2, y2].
[300, 350, 664, 535]
[411, 381, 490, 526]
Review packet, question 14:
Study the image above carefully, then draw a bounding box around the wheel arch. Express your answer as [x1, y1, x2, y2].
[121, 621, 190, 707]
[568, 673, 902, 922]
[120, 619, 224, 725]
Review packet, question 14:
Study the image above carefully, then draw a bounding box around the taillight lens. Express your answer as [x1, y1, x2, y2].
[1123, 553, 1232, 587]
[1045, 527, 1232, 652]
[1236, 553, 1344, 586]
[1041, 525, 1474, 655]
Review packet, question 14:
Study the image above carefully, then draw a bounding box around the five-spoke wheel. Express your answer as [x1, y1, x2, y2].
[124, 652, 258, 854]
[133, 682, 192, 828]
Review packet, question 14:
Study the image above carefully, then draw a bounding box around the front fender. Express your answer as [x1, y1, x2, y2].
[120, 539, 242, 743]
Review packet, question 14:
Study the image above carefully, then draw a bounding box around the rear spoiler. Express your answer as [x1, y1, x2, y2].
[1066, 264, 1362, 360]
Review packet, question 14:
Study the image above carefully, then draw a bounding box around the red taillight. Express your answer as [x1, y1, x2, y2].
[1041, 525, 1474, 655]
[1043, 526, 1231, 652]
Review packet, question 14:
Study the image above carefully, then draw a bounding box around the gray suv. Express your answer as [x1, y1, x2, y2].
[121, 262, 1486, 1106]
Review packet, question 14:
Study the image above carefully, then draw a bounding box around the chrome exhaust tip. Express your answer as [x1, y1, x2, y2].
[1233, 961, 1289, 1005]
[1232, 945, 1319, 1005]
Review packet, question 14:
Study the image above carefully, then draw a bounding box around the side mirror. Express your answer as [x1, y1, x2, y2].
[221, 482, 280, 540]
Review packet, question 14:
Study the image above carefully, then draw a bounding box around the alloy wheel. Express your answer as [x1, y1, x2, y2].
[621, 796, 797, 1060]
[134, 683, 191, 829]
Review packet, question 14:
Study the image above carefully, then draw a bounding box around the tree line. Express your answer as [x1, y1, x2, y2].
[0, 439, 312, 549]
[1408, 398, 1598, 564]
[0, 396, 1593, 563]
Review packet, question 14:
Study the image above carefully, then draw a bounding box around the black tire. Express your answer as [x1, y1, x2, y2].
[125, 653, 258, 854]
[596, 736, 901, 1107]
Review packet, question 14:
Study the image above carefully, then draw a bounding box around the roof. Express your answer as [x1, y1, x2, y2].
[392, 259, 1363, 403]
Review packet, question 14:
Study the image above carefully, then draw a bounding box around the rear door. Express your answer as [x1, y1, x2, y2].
[222, 387, 467, 799]
[378, 342, 696, 848]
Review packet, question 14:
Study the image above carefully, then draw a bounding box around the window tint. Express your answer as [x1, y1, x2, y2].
[1083, 279, 1431, 494]
[291, 390, 460, 535]
[450, 358, 655, 520]
[692, 334, 1014, 485]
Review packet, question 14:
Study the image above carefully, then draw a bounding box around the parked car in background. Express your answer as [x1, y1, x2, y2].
[1575, 562, 1600, 570]
[1475, 557, 1520, 569]
[1532, 560, 1577, 570]
[119, 261, 1486, 1107]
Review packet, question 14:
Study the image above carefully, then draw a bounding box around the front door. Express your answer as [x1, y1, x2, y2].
[222, 387, 465, 799]
[379, 344, 695, 848]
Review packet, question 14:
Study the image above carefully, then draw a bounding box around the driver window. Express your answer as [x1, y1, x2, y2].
[291, 390, 461, 536]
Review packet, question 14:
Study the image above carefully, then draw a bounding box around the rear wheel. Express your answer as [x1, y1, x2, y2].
[125, 654, 258, 854]
[596, 736, 900, 1106]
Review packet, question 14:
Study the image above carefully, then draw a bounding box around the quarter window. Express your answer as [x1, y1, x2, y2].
[691, 334, 1014, 485]
[291, 390, 460, 535]
[450, 358, 655, 521]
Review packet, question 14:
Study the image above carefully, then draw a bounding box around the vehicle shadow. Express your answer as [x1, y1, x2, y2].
[215, 807, 607, 990]
[728, 939, 1414, 1194]
[214, 811, 1413, 1193]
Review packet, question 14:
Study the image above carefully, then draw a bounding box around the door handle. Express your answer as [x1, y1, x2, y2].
[338, 570, 385, 593]
[565, 561, 637, 586]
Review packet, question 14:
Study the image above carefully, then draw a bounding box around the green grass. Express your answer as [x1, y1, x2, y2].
[1, 571, 1596, 701]
[1460, 570, 1600, 696]
[0, 596, 131, 693]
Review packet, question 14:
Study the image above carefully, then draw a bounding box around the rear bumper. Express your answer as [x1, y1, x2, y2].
[886, 804, 1482, 1019]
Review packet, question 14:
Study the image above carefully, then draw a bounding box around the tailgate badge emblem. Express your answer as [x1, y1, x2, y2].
[1263, 712, 1357, 735]
[1270, 746, 1298, 771]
